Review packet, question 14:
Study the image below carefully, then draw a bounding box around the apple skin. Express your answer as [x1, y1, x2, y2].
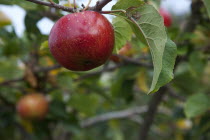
[159, 8, 172, 27]
[16, 93, 48, 120]
[49, 11, 115, 71]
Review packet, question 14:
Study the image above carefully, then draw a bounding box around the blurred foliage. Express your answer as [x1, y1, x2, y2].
[0, 0, 210, 140]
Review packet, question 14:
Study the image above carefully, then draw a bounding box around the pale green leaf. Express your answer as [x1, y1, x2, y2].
[112, 17, 133, 52]
[127, 5, 167, 93]
[203, 0, 210, 18]
[184, 93, 210, 118]
[113, 3, 171, 93]
[40, 40, 49, 50]
[155, 38, 177, 91]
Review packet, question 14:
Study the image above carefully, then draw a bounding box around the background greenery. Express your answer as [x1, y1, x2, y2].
[0, 0, 210, 140]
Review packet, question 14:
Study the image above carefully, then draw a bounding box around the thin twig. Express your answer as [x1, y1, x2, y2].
[0, 78, 24, 86]
[25, 0, 75, 12]
[26, 0, 113, 12]
[166, 85, 186, 102]
[116, 54, 152, 68]
[81, 105, 171, 128]
[83, 0, 92, 11]
[139, 87, 167, 140]
[89, 0, 112, 11]
[36, 64, 61, 73]
[81, 106, 147, 128]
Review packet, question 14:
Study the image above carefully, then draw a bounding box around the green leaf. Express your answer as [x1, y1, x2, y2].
[0, 57, 24, 80]
[57, 72, 73, 90]
[113, 3, 170, 94]
[112, 0, 144, 10]
[49, 100, 68, 120]
[189, 51, 206, 77]
[53, 0, 59, 4]
[155, 38, 177, 91]
[111, 65, 139, 99]
[203, 0, 210, 18]
[69, 94, 99, 116]
[173, 62, 203, 94]
[0, 0, 38, 10]
[112, 17, 133, 52]
[25, 10, 42, 34]
[184, 93, 210, 118]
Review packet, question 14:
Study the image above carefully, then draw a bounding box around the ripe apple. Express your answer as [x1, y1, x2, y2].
[16, 93, 48, 120]
[49, 11, 114, 71]
[159, 8, 172, 27]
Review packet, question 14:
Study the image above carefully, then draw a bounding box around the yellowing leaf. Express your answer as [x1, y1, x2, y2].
[40, 40, 49, 50]
[191, 30, 208, 45]
[45, 56, 54, 66]
[49, 69, 60, 76]
[0, 77, 4, 83]
[141, 47, 149, 54]
[176, 119, 193, 130]
[136, 70, 149, 93]
[0, 11, 11, 27]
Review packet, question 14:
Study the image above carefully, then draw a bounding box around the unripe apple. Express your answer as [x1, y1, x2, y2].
[49, 11, 115, 71]
[16, 93, 48, 120]
[159, 8, 172, 27]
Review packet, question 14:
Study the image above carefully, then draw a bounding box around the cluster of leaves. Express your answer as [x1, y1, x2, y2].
[0, 0, 210, 140]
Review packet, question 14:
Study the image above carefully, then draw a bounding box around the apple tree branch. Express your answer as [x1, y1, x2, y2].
[25, 0, 113, 12]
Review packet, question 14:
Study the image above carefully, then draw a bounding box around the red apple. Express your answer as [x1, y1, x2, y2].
[16, 93, 48, 120]
[49, 11, 114, 71]
[159, 8, 172, 27]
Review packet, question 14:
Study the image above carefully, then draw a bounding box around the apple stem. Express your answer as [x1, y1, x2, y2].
[83, 0, 92, 11]
[73, 0, 76, 9]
